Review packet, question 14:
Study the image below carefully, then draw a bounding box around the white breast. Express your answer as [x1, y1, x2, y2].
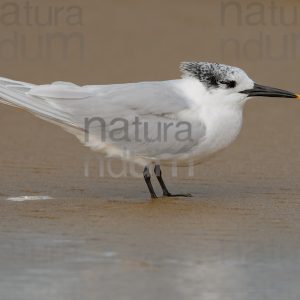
[175, 104, 244, 165]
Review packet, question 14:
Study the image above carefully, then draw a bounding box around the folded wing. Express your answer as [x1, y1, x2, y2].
[0, 78, 206, 160]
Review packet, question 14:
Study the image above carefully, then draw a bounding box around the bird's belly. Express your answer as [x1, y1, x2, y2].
[88, 107, 244, 167]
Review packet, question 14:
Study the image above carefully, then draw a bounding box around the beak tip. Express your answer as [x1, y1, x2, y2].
[297, 95, 300, 99]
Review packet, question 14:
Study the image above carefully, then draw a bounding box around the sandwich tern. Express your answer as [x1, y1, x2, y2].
[0, 62, 299, 198]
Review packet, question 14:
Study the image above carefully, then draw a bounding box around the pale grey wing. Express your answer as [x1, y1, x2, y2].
[0, 78, 81, 126]
[9, 80, 207, 159]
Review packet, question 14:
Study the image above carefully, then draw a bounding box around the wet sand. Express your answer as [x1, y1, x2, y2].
[1, 100, 300, 300]
[1, 0, 300, 299]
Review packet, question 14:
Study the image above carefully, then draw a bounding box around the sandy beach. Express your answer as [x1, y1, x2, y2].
[0, 0, 300, 299]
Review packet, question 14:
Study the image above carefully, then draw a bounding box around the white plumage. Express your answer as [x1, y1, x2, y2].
[0, 62, 297, 197]
[0, 63, 254, 167]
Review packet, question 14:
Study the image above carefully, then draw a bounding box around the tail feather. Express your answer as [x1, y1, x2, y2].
[0, 76, 77, 128]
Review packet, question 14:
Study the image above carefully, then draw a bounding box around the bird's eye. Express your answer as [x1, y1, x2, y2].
[219, 80, 237, 89]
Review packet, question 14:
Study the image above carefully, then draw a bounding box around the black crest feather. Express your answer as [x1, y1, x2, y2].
[180, 62, 237, 89]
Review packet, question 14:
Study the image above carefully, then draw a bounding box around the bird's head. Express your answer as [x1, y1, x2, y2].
[180, 62, 300, 105]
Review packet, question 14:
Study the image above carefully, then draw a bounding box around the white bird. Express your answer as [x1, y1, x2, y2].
[0, 62, 298, 198]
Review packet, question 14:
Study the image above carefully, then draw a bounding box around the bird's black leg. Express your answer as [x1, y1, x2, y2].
[154, 164, 192, 197]
[143, 166, 158, 199]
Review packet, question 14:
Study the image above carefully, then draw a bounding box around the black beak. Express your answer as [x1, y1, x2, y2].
[241, 83, 299, 99]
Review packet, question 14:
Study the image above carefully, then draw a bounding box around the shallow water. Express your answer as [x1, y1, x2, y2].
[1, 187, 300, 300]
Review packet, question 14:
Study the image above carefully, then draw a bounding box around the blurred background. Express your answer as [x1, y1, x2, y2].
[0, 1, 300, 299]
